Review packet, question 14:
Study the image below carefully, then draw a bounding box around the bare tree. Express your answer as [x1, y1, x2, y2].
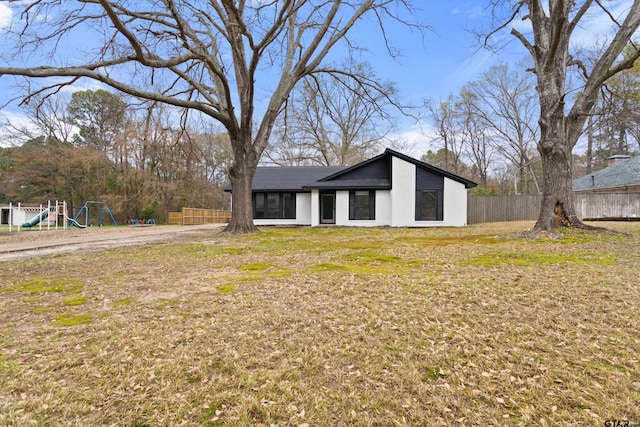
[464, 64, 540, 194]
[486, 1, 640, 231]
[268, 62, 399, 166]
[0, 94, 76, 146]
[0, 0, 420, 233]
[457, 89, 494, 187]
[426, 95, 466, 174]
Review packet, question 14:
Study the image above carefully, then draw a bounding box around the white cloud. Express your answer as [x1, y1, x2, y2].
[0, 3, 12, 30]
[0, 110, 37, 147]
[390, 121, 439, 158]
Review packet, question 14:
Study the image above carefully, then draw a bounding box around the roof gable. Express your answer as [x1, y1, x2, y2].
[573, 156, 640, 191]
[306, 148, 477, 189]
[306, 153, 392, 189]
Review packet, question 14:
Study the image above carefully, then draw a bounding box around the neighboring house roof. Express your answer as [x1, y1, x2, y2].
[573, 156, 640, 191]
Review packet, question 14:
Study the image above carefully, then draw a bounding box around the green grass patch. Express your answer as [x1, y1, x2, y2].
[62, 295, 86, 306]
[307, 262, 352, 273]
[461, 251, 617, 267]
[341, 251, 403, 264]
[307, 261, 404, 275]
[217, 283, 236, 294]
[112, 298, 137, 307]
[10, 279, 68, 294]
[33, 306, 52, 314]
[266, 268, 292, 279]
[51, 313, 93, 327]
[238, 262, 270, 271]
[7, 278, 84, 295]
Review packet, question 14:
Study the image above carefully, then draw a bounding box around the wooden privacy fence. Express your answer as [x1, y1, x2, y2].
[167, 208, 231, 225]
[167, 212, 183, 224]
[575, 193, 640, 220]
[468, 193, 640, 224]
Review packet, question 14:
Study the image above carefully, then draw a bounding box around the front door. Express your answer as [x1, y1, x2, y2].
[320, 192, 336, 224]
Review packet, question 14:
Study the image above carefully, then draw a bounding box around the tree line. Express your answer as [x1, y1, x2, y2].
[0, 90, 233, 223]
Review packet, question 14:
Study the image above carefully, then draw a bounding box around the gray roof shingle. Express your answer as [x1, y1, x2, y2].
[573, 156, 640, 191]
[249, 166, 347, 192]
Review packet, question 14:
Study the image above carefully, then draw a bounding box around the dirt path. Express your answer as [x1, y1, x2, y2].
[0, 224, 226, 262]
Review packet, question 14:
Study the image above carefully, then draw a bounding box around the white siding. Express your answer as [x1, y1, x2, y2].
[295, 193, 312, 225]
[310, 189, 320, 226]
[390, 156, 416, 227]
[334, 190, 391, 227]
[442, 178, 468, 226]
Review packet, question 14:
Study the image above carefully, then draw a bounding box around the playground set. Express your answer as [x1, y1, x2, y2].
[2, 201, 119, 231]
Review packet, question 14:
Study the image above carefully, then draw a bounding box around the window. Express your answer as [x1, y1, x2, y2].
[265, 193, 279, 218]
[283, 193, 296, 218]
[253, 193, 296, 219]
[254, 193, 266, 218]
[349, 190, 375, 220]
[415, 190, 442, 221]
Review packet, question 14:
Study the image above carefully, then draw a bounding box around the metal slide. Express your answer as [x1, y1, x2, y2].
[21, 208, 50, 228]
[67, 217, 87, 228]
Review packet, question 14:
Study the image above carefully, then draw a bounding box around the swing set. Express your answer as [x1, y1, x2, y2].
[68, 201, 118, 228]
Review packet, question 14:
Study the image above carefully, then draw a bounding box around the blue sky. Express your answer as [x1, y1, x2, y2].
[0, 1, 634, 154]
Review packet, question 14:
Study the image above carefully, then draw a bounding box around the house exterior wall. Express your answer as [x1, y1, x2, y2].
[390, 156, 417, 226]
[296, 192, 312, 224]
[333, 190, 391, 227]
[310, 190, 320, 226]
[259, 154, 471, 227]
[442, 178, 468, 226]
[386, 157, 467, 227]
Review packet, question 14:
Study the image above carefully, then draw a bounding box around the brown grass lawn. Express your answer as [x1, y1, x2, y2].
[1, 221, 639, 426]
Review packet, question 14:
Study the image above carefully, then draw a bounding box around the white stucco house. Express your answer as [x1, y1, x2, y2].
[226, 148, 477, 227]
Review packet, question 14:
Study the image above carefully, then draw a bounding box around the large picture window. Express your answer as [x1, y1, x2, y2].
[349, 190, 376, 220]
[253, 192, 296, 219]
[415, 190, 443, 221]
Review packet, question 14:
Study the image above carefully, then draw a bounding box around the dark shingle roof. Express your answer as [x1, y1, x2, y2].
[236, 166, 347, 192]
[573, 156, 640, 191]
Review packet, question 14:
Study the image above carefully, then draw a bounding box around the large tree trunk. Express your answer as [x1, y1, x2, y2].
[225, 168, 257, 234]
[224, 145, 259, 234]
[533, 138, 580, 230]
